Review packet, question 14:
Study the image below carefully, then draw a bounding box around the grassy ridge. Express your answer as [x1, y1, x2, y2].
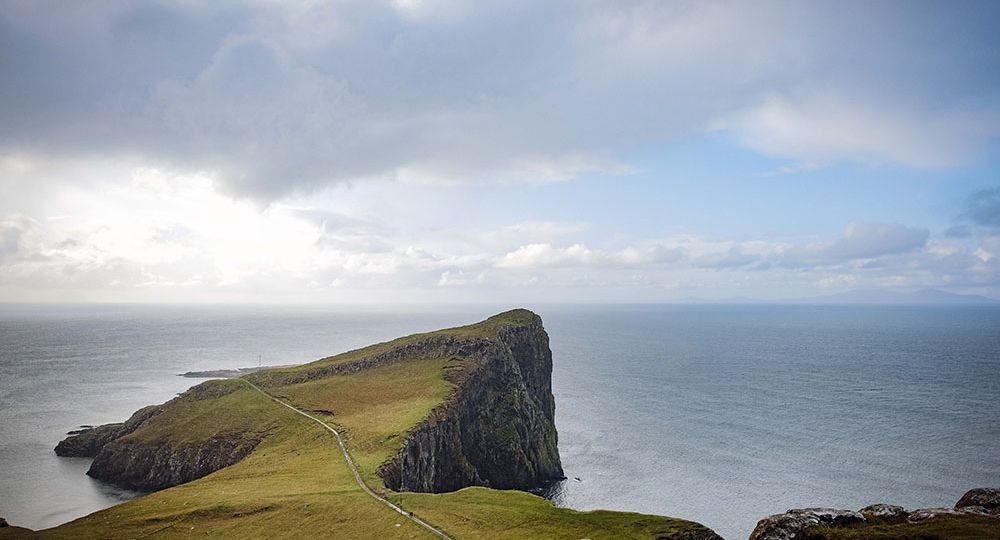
[250, 309, 535, 385]
[276, 357, 458, 487]
[123, 379, 277, 446]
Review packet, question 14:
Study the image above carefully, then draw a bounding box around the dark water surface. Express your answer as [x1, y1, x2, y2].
[1, 304, 998, 539]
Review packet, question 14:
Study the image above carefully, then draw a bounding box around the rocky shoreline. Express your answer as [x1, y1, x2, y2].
[749, 487, 1000, 539]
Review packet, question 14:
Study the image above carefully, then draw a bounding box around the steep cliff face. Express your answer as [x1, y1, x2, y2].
[54, 404, 162, 457]
[56, 379, 266, 492]
[378, 311, 564, 492]
[87, 434, 261, 491]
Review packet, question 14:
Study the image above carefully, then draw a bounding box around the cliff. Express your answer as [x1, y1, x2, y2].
[56, 310, 563, 495]
[377, 310, 564, 491]
[54, 405, 162, 458]
[56, 379, 272, 492]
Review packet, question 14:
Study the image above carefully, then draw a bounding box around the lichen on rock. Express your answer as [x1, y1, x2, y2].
[956, 487, 1000, 516]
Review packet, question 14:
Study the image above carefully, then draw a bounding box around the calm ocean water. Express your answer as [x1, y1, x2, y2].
[1, 304, 998, 539]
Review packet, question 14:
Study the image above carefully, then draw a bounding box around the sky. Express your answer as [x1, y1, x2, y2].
[1, 0, 999, 303]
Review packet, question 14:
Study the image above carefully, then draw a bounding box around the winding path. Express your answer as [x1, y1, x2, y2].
[241, 379, 453, 540]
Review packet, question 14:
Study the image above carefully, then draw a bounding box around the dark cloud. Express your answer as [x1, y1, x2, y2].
[2, 1, 999, 199]
[0, 215, 36, 260]
[944, 225, 973, 238]
[963, 187, 1000, 229]
[0, 221, 22, 257]
[813, 222, 928, 261]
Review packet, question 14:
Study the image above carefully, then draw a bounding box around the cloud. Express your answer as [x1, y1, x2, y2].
[725, 94, 998, 168]
[0, 215, 30, 258]
[2, 1, 998, 199]
[492, 223, 930, 273]
[496, 243, 681, 269]
[963, 187, 1000, 229]
[2, 174, 997, 301]
[793, 222, 929, 263]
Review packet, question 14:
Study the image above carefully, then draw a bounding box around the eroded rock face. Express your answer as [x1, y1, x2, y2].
[749, 508, 865, 540]
[56, 380, 256, 493]
[379, 312, 564, 492]
[956, 487, 1000, 515]
[54, 405, 162, 457]
[87, 435, 261, 491]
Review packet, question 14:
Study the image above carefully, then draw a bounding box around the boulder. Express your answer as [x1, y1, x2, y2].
[956, 488, 1000, 515]
[907, 507, 962, 522]
[860, 503, 909, 523]
[749, 508, 865, 540]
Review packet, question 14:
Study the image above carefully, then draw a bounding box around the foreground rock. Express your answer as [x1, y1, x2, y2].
[749, 508, 864, 540]
[858, 503, 908, 523]
[956, 487, 1000, 515]
[749, 488, 1000, 540]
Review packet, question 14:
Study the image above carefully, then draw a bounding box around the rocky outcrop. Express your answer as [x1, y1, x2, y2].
[859, 503, 908, 523]
[956, 487, 1000, 515]
[55, 380, 261, 492]
[750, 489, 1000, 540]
[54, 405, 162, 457]
[87, 434, 261, 491]
[675, 530, 725, 540]
[378, 310, 564, 492]
[749, 508, 864, 540]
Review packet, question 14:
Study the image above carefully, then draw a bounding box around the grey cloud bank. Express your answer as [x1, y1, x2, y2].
[2, 0, 999, 199]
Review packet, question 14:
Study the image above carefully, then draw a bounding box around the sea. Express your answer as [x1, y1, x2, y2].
[1, 304, 998, 540]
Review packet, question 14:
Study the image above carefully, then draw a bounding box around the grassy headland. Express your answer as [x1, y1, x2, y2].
[2, 310, 718, 539]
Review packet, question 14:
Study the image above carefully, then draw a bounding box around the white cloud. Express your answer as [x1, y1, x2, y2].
[495, 243, 680, 269]
[725, 93, 998, 168]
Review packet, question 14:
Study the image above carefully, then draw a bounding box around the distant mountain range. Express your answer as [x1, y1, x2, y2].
[671, 289, 998, 305]
[796, 288, 998, 305]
